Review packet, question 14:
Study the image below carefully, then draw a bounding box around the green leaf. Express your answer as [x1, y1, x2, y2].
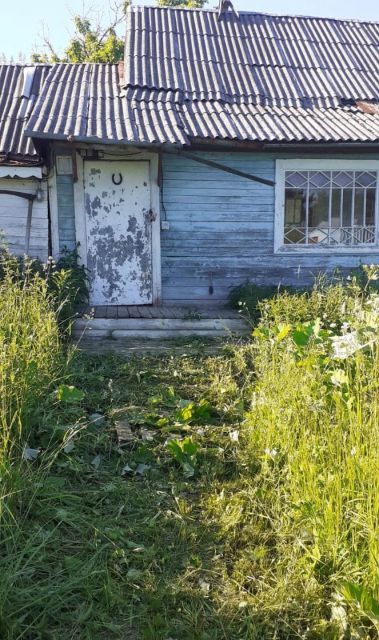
[292, 328, 311, 347]
[276, 324, 292, 342]
[182, 462, 195, 478]
[167, 439, 184, 461]
[182, 438, 200, 457]
[56, 384, 85, 403]
[175, 399, 214, 424]
[341, 581, 379, 623]
[176, 403, 194, 423]
[167, 437, 199, 478]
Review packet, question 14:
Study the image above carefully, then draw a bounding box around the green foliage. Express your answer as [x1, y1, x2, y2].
[230, 266, 379, 326]
[225, 267, 379, 636]
[175, 398, 214, 424]
[167, 437, 200, 477]
[46, 249, 89, 333]
[64, 17, 124, 63]
[56, 384, 85, 404]
[0, 249, 88, 335]
[157, 0, 208, 6]
[0, 263, 64, 447]
[32, 3, 129, 64]
[341, 582, 379, 625]
[229, 280, 283, 323]
[32, 0, 210, 65]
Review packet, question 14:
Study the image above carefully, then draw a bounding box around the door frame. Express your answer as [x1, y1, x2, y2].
[74, 148, 162, 305]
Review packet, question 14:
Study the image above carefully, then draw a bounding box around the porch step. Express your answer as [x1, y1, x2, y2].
[73, 317, 250, 340]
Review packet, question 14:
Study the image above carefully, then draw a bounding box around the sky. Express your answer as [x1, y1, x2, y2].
[1, 0, 378, 61]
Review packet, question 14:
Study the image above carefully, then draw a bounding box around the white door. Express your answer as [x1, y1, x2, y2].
[84, 161, 153, 305]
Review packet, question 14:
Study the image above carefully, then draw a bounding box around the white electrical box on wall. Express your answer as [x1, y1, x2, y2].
[161, 220, 170, 230]
[56, 156, 73, 175]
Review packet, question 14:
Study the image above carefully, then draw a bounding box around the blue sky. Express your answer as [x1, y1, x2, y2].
[1, 0, 378, 61]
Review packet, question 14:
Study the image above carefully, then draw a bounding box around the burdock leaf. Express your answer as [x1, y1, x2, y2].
[56, 385, 85, 403]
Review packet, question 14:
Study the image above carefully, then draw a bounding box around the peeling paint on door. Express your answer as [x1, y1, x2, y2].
[85, 161, 153, 305]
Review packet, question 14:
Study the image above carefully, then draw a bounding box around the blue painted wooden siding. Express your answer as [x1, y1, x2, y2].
[160, 152, 379, 303]
[56, 174, 76, 252]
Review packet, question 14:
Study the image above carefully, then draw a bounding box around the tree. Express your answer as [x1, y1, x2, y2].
[157, 0, 208, 6]
[32, 1, 129, 64]
[31, 0, 209, 64]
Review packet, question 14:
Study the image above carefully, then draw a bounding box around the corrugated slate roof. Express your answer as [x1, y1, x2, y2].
[124, 7, 379, 108]
[0, 64, 50, 162]
[24, 7, 379, 146]
[26, 63, 187, 145]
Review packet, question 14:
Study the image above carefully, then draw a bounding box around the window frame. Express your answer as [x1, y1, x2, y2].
[274, 159, 379, 254]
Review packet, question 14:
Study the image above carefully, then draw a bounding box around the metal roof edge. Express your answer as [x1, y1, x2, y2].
[24, 130, 184, 149]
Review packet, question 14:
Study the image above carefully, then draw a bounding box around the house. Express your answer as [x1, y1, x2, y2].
[1, 3, 379, 312]
[0, 65, 50, 258]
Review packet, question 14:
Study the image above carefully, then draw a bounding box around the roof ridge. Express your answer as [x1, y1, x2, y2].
[0, 63, 120, 70]
[130, 4, 379, 27]
[0, 63, 51, 69]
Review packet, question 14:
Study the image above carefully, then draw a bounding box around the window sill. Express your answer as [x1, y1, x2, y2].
[275, 245, 379, 256]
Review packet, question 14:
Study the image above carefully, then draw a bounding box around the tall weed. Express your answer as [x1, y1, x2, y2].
[0, 258, 69, 535]
[216, 267, 379, 635]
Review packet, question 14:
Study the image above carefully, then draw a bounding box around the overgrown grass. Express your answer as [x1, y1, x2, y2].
[0, 263, 63, 463]
[0, 247, 88, 335]
[1, 266, 379, 638]
[0, 258, 78, 639]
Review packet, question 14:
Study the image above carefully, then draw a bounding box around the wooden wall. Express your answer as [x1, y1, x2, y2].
[160, 152, 379, 304]
[0, 179, 48, 260]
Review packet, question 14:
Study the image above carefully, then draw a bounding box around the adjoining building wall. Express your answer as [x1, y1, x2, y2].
[160, 151, 379, 304]
[0, 177, 48, 260]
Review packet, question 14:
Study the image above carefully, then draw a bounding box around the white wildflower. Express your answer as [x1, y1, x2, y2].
[264, 448, 278, 458]
[331, 332, 362, 360]
[330, 369, 349, 387]
[199, 580, 210, 594]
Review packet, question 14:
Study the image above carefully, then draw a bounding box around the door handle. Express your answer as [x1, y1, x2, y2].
[145, 209, 157, 223]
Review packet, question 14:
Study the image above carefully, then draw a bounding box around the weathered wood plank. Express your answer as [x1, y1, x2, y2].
[0, 178, 49, 260]
[110, 329, 243, 339]
[106, 307, 118, 319]
[117, 306, 131, 318]
[75, 318, 246, 331]
[128, 307, 143, 318]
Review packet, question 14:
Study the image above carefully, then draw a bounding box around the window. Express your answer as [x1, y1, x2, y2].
[56, 156, 73, 176]
[275, 161, 379, 251]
